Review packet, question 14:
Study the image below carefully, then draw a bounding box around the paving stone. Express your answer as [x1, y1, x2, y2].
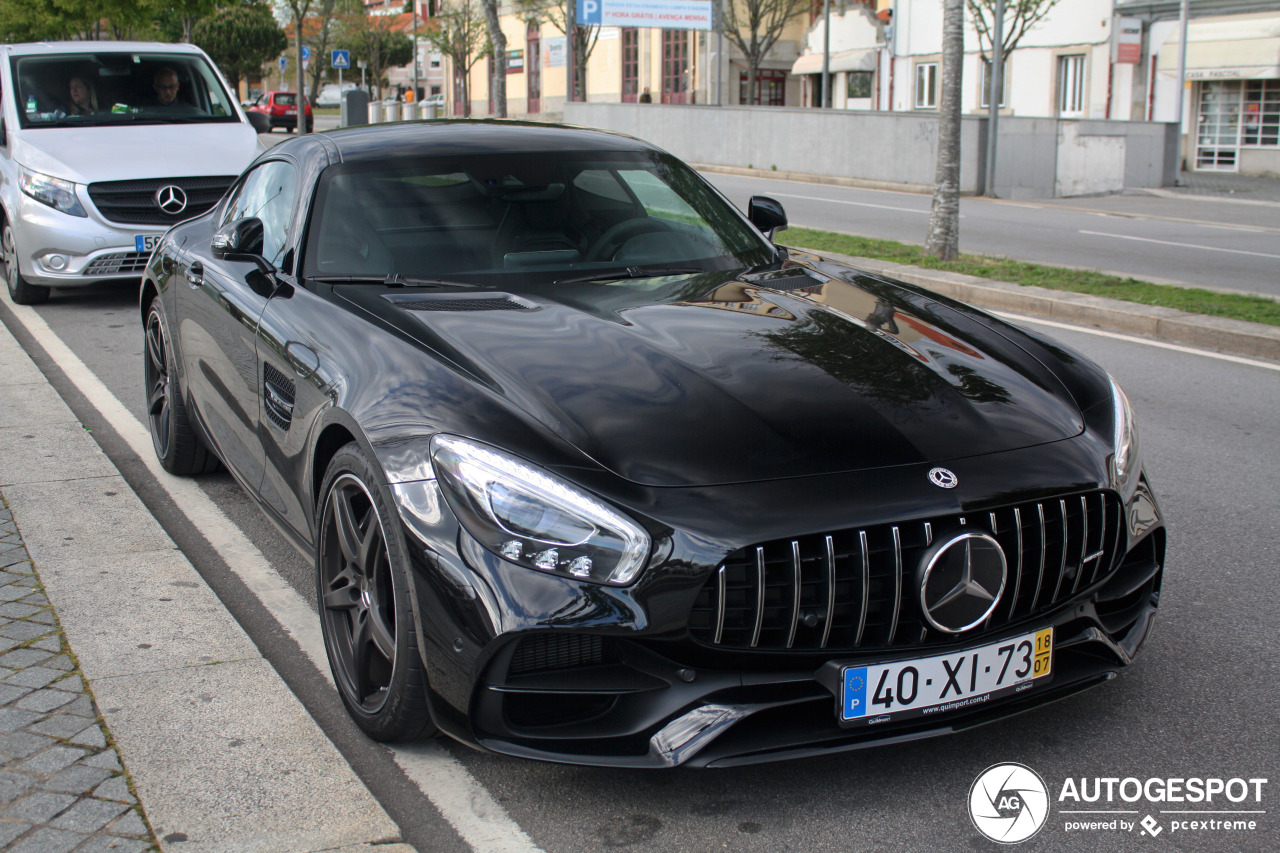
[12, 576, 38, 587]
[105, 809, 147, 837]
[41, 656, 73, 673]
[3, 790, 76, 823]
[0, 731, 54, 760]
[3, 667, 60, 690]
[48, 674, 82, 694]
[17, 745, 86, 776]
[0, 768, 36, 802]
[0, 819, 31, 846]
[0, 682, 32, 704]
[0, 622, 52, 642]
[0, 584, 32, 602]
[30, 715, 95, 740]
[0, 602, 41, 619]
[0, 648, 54, 668]
[90, 776, 134, 805]
[0, 707, 42, 732]
[49, 797, 128, 834]
[62, 695, 93, 719]
[14, 688, 75, 714]
[0, 636, 20, 655]
[81, 752, 120, 772]
[18, 592, 48, 605]
[29, 637, 62, 653]
[42, 764, 112, 795]
[8, 826, 84, 853]
[26, 610, 57, 626]
[67, 726, 106, 749]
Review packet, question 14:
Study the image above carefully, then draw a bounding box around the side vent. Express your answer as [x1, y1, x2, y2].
[263, 363, 296, 430]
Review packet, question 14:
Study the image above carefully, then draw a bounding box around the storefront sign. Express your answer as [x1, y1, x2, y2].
[545, 37, 566, 69]
[1113, 17, 1143, 64]
[577, 0, 712, 31]
[507, 49, 524, 73]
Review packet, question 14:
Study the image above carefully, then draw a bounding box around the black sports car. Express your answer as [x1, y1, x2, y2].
[140, 122, 1164, 768]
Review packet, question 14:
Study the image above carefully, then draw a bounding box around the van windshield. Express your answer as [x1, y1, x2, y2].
[12, 52, 240, 129]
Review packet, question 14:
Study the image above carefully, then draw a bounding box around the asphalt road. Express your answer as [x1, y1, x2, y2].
[702, 172, 1280, 299]
[6, 275, 1278, 852]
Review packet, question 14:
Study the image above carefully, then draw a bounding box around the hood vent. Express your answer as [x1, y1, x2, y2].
[386, 293, 536, 313]
[742, 270, 819, 293]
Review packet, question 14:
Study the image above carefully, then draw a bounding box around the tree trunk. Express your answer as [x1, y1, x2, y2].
[925, 0, 963, 260]
[481, 0, 506, 117]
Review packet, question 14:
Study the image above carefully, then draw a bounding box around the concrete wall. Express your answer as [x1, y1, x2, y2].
[565, 102, 1178, 198]
[565, 102, 989, 193]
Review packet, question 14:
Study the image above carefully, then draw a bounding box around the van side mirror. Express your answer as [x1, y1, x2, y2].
[748, 196, 787, 240]
[212, 216, 274, 274]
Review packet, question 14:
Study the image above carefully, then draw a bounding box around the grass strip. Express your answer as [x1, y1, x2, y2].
[786, 226, 1280, 328]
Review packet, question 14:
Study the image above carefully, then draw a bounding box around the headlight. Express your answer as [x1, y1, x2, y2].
[1109, 376, 1138, 487]
[19, 166, 87, 218]
[431, 436, 650, 586]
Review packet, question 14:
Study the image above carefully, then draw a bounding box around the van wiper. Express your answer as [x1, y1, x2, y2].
[555, 265, 706, 285]
[307, 273, 476, 288]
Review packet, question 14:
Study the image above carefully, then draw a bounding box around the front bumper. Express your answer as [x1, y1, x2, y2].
[11, 193, 163, 288]
[395, 463, 1165, 768]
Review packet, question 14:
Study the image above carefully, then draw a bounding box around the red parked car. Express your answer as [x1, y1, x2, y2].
[247, 91, 313, 132]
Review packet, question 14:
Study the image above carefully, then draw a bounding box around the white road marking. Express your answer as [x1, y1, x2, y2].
[3, 297, 541, 853]
[997, 311, 1280, 373]
[765, 191, 928, 215]
[1079, 230, 1280, 260]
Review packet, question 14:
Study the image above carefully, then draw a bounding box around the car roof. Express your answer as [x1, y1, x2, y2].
[1, 41, 208, 56]
[315, 121, 658, 163]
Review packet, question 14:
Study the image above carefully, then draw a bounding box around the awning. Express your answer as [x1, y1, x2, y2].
[1156, 11, 1280, 80]
[790, 48, 878, 76]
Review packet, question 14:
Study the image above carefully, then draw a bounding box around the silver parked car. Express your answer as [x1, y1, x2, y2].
[0, 41, 262, 304]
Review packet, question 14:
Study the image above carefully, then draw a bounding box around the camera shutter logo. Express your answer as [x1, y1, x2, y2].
[155, 185, 188, 216]
[969, 763, 1050, 844]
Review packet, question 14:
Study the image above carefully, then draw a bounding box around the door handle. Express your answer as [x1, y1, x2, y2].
[185, 261, 203, 288]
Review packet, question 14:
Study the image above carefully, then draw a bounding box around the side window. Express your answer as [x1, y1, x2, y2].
[221, 161, 298, 265]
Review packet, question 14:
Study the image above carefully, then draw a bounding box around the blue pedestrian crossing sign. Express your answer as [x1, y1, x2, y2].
[301, 45, 311, 61]
[331, 49, 350, 69]
[279, 56, 287, 70]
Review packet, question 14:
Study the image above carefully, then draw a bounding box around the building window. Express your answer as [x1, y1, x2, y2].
[1058, 54, 1085, 116]
[1243, 80, 1280, 147]
[914, 62, 937, 109]
[847, 71, 872, 100]
[979, 57, 1007, 109]
[739, 70, 786, 106]
[622, 29, 639, 102]
[662, 30, 689, 104]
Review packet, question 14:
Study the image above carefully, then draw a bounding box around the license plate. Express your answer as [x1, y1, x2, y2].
[840, 627, 1052, 725]
[135, 234, 162, 253]
[285, 108, 297, 115]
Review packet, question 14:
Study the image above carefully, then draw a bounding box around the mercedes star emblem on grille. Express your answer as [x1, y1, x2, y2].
[928, 467, 958, 489]
[155, 185, 188, 215]
[917, 531, 1007, 633]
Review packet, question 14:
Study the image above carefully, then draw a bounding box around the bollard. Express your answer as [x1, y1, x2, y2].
[383, 101, 398, 122]
[402, 101, 415, 122]
[367, 101, 381, 124]
[419, 102, 438, 120]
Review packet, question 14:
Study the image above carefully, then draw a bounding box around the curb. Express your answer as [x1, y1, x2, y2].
[804, 249, 1280, 363]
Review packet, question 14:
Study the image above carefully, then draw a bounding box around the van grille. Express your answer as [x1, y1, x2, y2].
[87, 176, 236, 225]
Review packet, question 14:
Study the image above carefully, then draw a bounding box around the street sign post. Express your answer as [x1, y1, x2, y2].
[332, 49, 350, 89]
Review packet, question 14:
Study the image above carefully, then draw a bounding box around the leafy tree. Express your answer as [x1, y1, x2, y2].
[307, 0, 365, 102]
[722, 0, 808, 106]
[347, 13, 415, 100]
[0, 0, 155, 41]
[423, 0, 488, 116]
[925, 0, 963, 260]
[193, 3, 287, 92]
[479, 0, 507, 116]
[283, 0, 318, 132]
[515, 0, 597, 101]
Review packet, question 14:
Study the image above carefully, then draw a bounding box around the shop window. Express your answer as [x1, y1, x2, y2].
[846, 71, 872, 100]
[914, 62, 937, 109]
[740, 70, 786, 106]
[662, 30, 689, 104]
[1243, 80, 1279, 147]
[622, 29, 639, 103]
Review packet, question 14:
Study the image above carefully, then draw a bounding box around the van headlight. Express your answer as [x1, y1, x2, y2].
[19, 166, 88, 218]
[431, 436, 650, 586]
[1109, 377, 1138, 488]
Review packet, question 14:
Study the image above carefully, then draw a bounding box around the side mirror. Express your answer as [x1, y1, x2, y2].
[245, 111, 270, 134]
[748, 196, 787, 239]
[212, 217, 274, 274]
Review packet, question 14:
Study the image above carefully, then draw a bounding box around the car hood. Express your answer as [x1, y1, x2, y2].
[14, 123, 260, 184]
[350, 267, 1085, 487]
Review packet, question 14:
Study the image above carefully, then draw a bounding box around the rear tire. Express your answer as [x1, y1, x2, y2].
[317, 443, 436, 742]
[143, 302, 220, 475]
[3, 221, 50, 306]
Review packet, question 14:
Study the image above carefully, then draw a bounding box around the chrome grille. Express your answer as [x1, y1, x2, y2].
[689, 490, 1121, 653]
[87, 176, 236, 225]
[82, 252, 150, 276]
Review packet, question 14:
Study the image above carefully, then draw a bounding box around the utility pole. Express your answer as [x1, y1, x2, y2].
[413, 0, 420, 101]
[821, 0, 830, 108]
[983, 0, 1004, 197]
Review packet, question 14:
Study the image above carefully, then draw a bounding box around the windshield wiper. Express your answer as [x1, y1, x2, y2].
[555, 265, 706, 285]
[307, 273, 476, 288]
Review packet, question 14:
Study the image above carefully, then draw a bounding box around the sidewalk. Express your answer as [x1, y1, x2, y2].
[1158, 169, 1280, 204]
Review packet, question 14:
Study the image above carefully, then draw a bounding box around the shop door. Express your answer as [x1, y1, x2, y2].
[1195, 81, 1242, 172]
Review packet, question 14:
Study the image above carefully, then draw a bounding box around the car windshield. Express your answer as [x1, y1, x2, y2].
[12, 52, 240, 129]
[303, 149, 777, 287]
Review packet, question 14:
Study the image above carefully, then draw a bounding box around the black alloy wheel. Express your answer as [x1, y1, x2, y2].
[318, 444, 435, 741]
[2, 220, 50, 305]
[144, 303, 219, 475]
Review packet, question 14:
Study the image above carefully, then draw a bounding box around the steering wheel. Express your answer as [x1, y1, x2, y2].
[585, 217, 674, 261]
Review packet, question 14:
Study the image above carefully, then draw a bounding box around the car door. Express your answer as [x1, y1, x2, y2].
[178, 158, 298, 494]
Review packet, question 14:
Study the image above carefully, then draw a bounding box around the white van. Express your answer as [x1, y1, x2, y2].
[1, 41, 262, 304]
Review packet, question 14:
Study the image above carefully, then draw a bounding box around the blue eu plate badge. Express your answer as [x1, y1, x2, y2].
[843, 667, 867, 719]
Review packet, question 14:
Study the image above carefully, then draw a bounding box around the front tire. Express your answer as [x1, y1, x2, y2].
[3, 221, 50, 305]
[317, 443, 435, 741]
[144, 302, 220, 475]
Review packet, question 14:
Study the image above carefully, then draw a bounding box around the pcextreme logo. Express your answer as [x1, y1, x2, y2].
[968, 765, 1269, 844]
